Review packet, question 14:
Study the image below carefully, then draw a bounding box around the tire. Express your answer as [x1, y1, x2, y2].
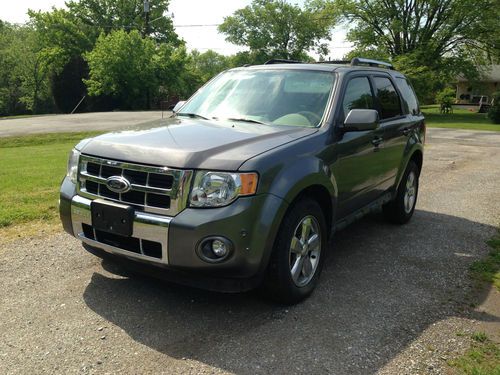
[264, 198, 327, 304]
[383, 160, 419, 224]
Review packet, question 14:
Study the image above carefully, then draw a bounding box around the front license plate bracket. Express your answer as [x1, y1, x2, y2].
[91, 199, 134, 237]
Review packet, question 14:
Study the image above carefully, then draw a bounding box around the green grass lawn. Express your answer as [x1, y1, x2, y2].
[448, 234, 500, 374]
[448, 332, 500, 374]
[0, 132, 101, 228]
[470, 233, 500, 291]
[422, 105, 500, 131]
[0, 114, 38, 120]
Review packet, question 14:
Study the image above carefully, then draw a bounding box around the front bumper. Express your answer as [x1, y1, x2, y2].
[71, 195, 172, 265]
[60, 177, 287, 290]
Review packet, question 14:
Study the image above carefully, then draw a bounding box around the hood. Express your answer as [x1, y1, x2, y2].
[79, 117, 317, 170]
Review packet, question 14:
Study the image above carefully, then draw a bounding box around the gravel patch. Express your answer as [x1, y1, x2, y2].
[1, 128, 499, 374]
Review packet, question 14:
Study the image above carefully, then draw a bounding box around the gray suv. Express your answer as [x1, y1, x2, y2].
[60, 58, 425, 303]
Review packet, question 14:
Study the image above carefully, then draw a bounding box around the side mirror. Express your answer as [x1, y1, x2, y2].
[343, 109, 379, 131]
[172, 101, 186, 113]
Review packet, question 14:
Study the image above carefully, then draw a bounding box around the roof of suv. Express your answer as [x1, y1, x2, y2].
[238, 58, 404, 77]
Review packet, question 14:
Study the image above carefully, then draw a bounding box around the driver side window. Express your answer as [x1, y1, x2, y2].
[342, 77, 374, 120]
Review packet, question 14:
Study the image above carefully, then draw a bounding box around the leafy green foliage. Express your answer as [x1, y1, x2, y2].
[189, 50, 231, 83]
[218, 0, 337, 61]
[84, 30, 192, 108]
[435, 88, 456, 107]
[488, 91, 500, 124]
[338, 0, 498, 103]
[28, 8, 96, 70]
[0, 23, 55, 115]
[84, 30, 156, 109]
[64, 0, 179, 44]
[18, 0, 181, 113]
[338, 0, 496, 62]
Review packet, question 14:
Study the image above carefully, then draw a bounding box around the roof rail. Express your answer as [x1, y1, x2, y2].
[264, 59, 303, 65]
[350, 57, 394, 70]
[316, 60, 350, 65]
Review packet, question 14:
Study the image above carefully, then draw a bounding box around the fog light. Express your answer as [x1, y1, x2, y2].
[197, 236, 233, 263]
[212, 239, 227, 257]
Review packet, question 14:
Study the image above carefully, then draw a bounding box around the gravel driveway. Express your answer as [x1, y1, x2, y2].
[1, 128, 499, 374]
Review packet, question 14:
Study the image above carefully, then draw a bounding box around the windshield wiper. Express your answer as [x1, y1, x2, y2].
[225, 117, 267, 125]
[177, 112, 210, 120]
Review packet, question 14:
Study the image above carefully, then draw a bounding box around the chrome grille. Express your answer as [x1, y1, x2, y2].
[77, 155, 193, 216]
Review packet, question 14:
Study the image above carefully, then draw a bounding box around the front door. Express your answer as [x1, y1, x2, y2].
[331, 74, 386, 219]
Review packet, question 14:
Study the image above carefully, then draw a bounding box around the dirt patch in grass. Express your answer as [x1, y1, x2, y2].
[0, 220, 62, 251]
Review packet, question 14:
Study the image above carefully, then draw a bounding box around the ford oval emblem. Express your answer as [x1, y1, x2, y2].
[105, 176, 131, 193]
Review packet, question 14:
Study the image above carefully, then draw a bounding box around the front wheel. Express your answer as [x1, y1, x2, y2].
[383, 160, 420, 224]
[264, 198, 327, 304]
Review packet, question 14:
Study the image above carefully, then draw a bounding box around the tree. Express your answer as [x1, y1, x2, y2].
[218, 0, 337, 61]
[155, 43, 194, 100]
[488, 91, 500, 124]
[0, 23, 54, 114]
[65, 0, 179, 44]
[29, 8, 96, 69]
[84, 30, 191, 109]
[338, 0, 497, 63]
[189, 50, 231, 83]
[28, 0, 179, 112]
[338, 0, 499, 103]
[84, 30, 156, 109]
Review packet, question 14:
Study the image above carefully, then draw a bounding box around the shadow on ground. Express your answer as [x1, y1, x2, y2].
[83, 209, 498, 374]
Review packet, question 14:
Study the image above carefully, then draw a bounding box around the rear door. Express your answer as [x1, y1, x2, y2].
[370, 75, 412, 190]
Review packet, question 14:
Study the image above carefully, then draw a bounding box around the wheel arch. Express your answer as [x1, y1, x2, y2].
[286, 184, 334, 236]
[395, 145, 424, 191]
[410, 149, 423, 175]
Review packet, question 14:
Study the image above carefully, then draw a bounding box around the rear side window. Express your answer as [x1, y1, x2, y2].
[373, 77, 401, 119]
[395, 77, 420, 115]
[342, 77, 374, 118]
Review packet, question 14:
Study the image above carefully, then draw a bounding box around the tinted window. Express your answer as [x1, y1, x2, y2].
[342, 77, 374, 118]
[373, 77, 401, 119]
[395, 77, 419, 115]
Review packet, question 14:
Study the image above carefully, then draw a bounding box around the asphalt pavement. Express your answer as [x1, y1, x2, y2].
[0, 111, 169, 137]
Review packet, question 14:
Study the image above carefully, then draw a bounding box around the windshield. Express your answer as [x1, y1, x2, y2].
[178, 69, 335, 127]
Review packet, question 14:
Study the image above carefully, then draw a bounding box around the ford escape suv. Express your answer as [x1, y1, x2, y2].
[60, 58, 425, 303]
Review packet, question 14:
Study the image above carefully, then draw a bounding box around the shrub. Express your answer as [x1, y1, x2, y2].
[487, 91, 500, 124]
[435, 87, 456, 107]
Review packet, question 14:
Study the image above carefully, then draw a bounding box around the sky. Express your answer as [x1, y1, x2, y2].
[0, 0, 352, 59]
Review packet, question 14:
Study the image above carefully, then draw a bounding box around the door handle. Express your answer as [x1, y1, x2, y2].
[371, 136, 383, 147]
[401, 127, 411, 136]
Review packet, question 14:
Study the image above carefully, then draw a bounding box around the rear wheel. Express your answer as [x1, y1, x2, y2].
[383, 160, 419, 224]
[264, 198, 327, 304]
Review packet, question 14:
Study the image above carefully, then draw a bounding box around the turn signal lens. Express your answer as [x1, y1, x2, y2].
[239, 173, 258, 196]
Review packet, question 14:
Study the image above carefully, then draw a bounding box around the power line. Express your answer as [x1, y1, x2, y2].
[174, 24, 220, 28]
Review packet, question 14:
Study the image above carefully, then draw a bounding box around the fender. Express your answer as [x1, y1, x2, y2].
[249, 156, 338, 277]
[269, 156, 337, 204]
[394, 129, 424, 191]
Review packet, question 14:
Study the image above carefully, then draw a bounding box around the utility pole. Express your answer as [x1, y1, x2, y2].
[143, 0, 151, 109]
[143, 0, 150, 37]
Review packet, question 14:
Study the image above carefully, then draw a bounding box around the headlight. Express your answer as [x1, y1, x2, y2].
[189, 171, 258, 207]
[66, 149, 80, 184]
